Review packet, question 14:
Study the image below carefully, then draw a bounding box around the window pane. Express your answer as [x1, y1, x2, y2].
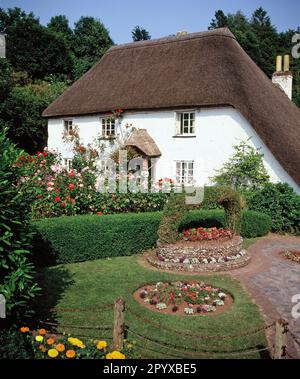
[184, 113, 189, 120]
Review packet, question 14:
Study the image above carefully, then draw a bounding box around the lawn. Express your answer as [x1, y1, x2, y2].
[34, 249, 268, 359]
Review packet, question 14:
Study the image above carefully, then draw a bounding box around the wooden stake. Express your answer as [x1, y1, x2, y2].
[112, 298, 125, 351]
[274, 319, 288, 359]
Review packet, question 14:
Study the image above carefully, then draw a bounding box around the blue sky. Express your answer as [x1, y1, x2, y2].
[1, 0, 299, 44]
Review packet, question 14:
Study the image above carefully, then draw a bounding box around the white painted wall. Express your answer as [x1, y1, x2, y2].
[47, 107, 300, 194]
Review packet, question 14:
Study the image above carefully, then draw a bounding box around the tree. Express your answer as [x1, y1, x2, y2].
[1, 80, 67, 153]
[209, 10, 228, 29]
[211, 140, 270, 190]
[0, 7, 73, 79]
[132, 26, 151, 42]
[47, 15, 73, 40]
[72, 16, 113, 78]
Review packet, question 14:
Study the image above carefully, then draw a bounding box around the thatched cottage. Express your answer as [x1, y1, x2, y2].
[43, 28, 300, 194]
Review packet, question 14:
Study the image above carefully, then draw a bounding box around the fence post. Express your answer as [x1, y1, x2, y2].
[113, 298, 125, 351]
[273, 319, 288, 359]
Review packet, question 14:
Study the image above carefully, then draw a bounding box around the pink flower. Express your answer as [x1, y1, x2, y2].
[71, 199, 76, 204]
[69, 170, 75, 178]
[97, 212, 103, 216]
[61, 202, 66, 207]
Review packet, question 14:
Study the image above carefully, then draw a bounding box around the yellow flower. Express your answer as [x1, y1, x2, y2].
[67, 337, 85, 349]
[132, 340, 137, 345]
[106, 351, 126, 359]
[127, 344, 133, 349]
[48, 349, 59, 358]
[97, 341, 108, 351]
[35, 335, 44, 342]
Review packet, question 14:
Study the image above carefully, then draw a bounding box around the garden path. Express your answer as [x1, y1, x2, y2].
[231, 235, 300, 359]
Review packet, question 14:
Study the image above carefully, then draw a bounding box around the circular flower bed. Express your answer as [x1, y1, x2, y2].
[133, 281, 232, 316]
[281, 250, 300, 264]
[179, 227, 232, 242]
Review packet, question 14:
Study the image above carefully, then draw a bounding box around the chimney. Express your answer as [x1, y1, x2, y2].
[272, 55, 293, 100]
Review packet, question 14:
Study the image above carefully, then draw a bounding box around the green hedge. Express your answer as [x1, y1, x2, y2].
[33, 209, 271, 265]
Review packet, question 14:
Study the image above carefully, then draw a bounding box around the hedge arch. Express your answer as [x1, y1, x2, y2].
[158, 186, 243, 245]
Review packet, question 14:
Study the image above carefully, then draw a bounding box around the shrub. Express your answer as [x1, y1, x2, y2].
[158, 187, 242, 244]
[240, 211, 272, 238]
[0, 128, 40, 324]
[245, 183, 300, 233]
[33, 209, 271, 265]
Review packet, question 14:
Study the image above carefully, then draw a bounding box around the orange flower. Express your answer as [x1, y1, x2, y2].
[56, 344, 65, 352]
[20, 327, 30, 333]
[46, 338, 55, 346]
[39, 345, 46, 353]
[39, 329, 46, 335]
[66, 350, 76, 359]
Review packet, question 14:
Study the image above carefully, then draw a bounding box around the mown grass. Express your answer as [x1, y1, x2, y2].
[34, 248, 268, 359]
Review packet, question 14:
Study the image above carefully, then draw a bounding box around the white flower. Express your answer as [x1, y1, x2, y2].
[218, 292, 226, 299]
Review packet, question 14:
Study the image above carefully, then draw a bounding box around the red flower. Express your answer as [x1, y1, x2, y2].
[69, 183, 75, 191]
[71, 199, 76, 204]
[97, 212, 103, 216]
[61, 202, 66, 207]
[54, 188, 59, 193]
[42, 152, 47, 158]
[69, 170, 75, 178]
[65, 196, 70, 201]
[55, 196, 61, 203]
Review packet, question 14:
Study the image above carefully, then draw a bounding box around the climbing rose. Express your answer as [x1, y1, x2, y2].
[55, 196, 61, 203]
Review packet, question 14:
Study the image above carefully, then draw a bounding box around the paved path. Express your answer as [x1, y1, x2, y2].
[231, 235, 300, 358]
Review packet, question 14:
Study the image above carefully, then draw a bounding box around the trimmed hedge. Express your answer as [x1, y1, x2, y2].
[33, 209, 271, 265]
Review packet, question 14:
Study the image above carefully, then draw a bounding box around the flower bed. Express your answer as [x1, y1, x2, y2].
[281, 250, 300, 264]
[19, 327, 135, 359]
[133, 281, 232, 316]
[179, 227, 232, 241]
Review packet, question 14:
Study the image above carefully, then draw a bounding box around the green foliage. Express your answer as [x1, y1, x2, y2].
[158, 187, 243, 244]
[0, 128, 40, 324]
[211, 140, 270, 189]
[245, 183, 300, 233]
[0, 328, 34, 359]
[33, 208, 270, 265]
[132, 26, 151, 42]
[158, 193, 187, 244]
[209, 7, 300, 107]
[1, 80, 67, 153]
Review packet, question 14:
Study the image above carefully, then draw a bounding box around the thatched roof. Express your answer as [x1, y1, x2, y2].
[125, 129, 161, 157]
[43, 28, 300, 187]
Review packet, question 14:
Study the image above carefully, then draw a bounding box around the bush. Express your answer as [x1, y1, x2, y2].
[0, 327, 33, 359]
[33, 209, 271, 265]
[245, 183, 300, 233]
[0, 128, 40, 324]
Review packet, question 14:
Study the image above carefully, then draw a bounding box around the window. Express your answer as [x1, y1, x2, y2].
[98, 160, 109, 174]
[64, 120, 73, 134]
[101, 118, 116, 138]
[63, 158, 72, 172]
[176, 112, 195, 135]
[176, 161, 194, 184]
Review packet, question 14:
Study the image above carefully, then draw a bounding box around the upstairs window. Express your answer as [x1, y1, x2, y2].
[101, 118, 116, 138]
[176, 112, 195, 135]
[64, 120, 73, 135]
[63, 158, 72, 172]
[176, 161, 194, 184]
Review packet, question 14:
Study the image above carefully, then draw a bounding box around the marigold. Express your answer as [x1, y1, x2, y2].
[47, 338, 55, 346]
[38, 329, 46, 335]
[67, 337, 85, 349]
[96, 341, 107, 350]
[35, 335, 44, 342]
[56, 344, 65, 352]
[106, 351, 126, 359]
[20, 327, 30, 333]
[66, 350, 76, 359]
[48, 349, 59, 358]
[39, 345, 46, 353]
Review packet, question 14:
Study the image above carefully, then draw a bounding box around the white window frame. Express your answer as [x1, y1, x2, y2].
[175, 161, 194, 185]
[64, 119, 73, 135]
[175, 112, 196, 135]
[101, 117, 116, 138]
[63, 158, 73, 172]
[98, 159, 110, 174]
